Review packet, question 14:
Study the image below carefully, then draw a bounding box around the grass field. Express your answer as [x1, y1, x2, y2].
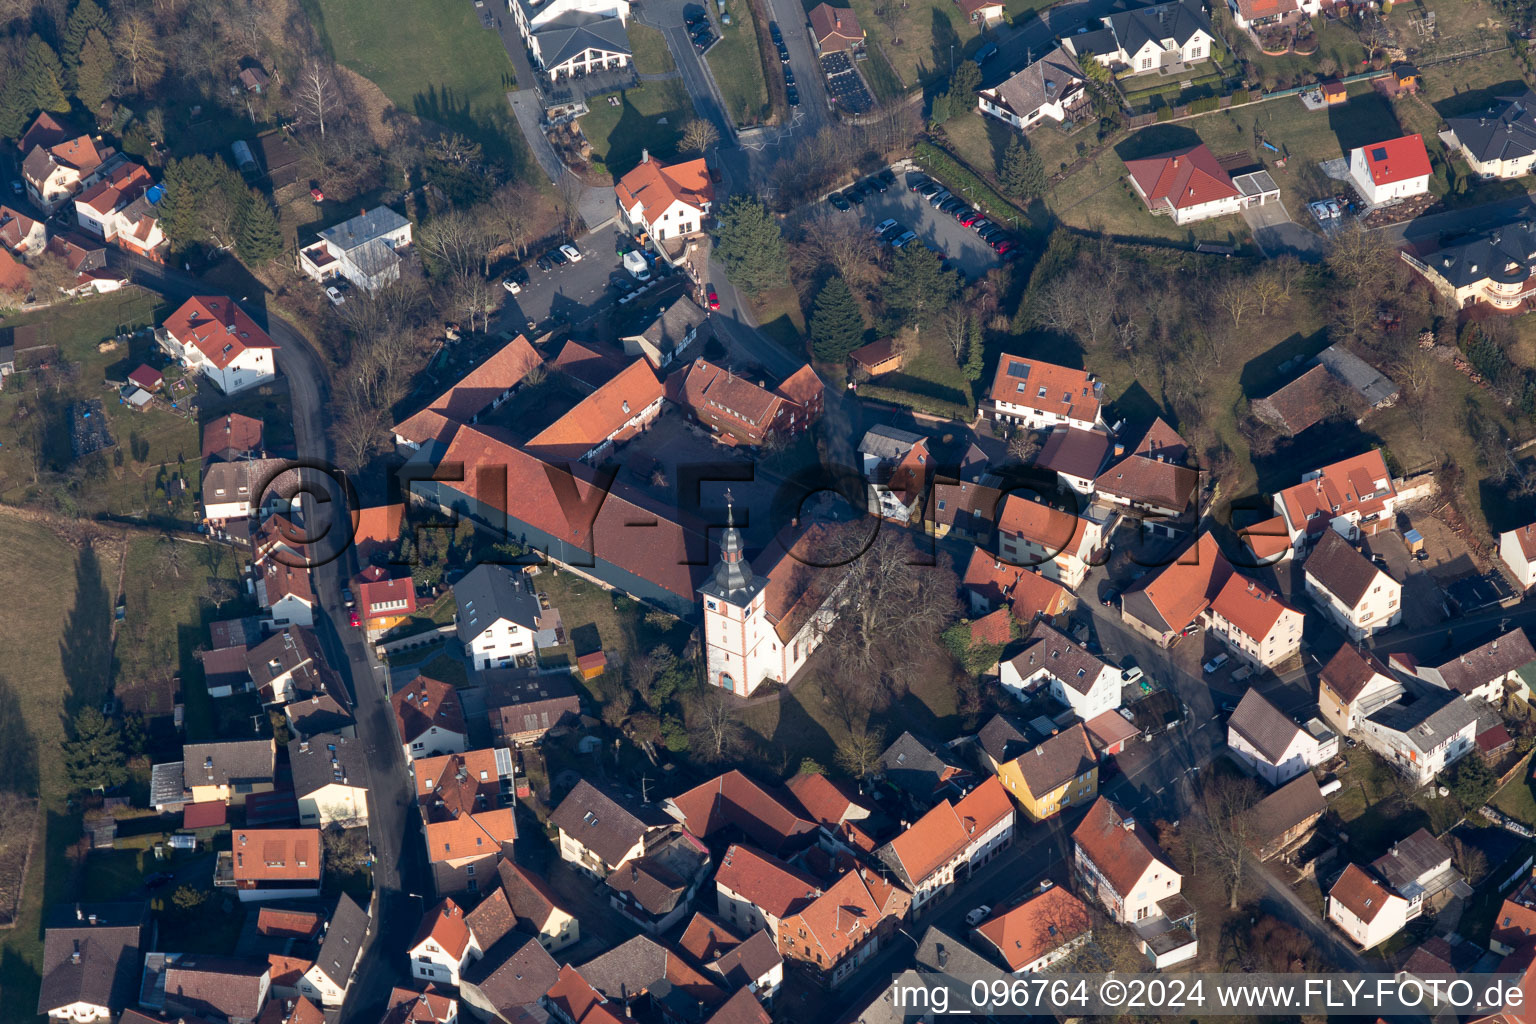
[303, 0, 531, 171]
[580, 80, 697, 176]
[845, 0, 992, 88]
[0, 291, 201, 519]
[531, 568, 691, 682]
[706, 10, 772, 126]
[630, 23, 678, 75]
[747, 285, 809, 354]
[0, 519, 114, 1020]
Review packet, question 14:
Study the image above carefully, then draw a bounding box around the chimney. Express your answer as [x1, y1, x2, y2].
[70, 941, 81, 965]
[88, 914, 97, 926]
[641, 148, 650, 164]
[1172, 156, 1179, 168]
[937, 944, 949, 968]
[75, 905, 83, 921]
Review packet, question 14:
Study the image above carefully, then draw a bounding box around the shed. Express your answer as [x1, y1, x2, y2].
[1320, 80, 1347, 104]
[231, 140, 256, 170]
[127, 364, 163, 390]
[1403, 529, 1424, 554]
[123, 386, 153, 409]
[577, 650, 608, 679]
[183, 801, 228, 830]
[848, 338, 904, 378]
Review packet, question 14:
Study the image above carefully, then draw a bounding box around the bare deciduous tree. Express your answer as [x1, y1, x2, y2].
[115, 15, 165, 90]
[689, 687, 740, 761]
[296, 59, 339, 138]
[834, 722, 885, 779]
[417, 211, 493, 281]
[680, 118, 720, 154]
[1214, 274, 1253, 328]
[1194, 773, 1261, 910]
[800, 213, 879, 288]
[1007, 428, 1041, 464]
[488, 182, 538, 260]
[938, 303, 969, 360]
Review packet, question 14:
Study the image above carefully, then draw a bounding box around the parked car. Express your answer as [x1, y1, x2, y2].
[847, 188, 865, 205]
[956, 208, 981, 226]
[695, 34, 712, 49]
[827, 191, 850, 210]
[784, 67, 795, 86]
[867, 176, 888, 193]
[978, 225, 1005, 241]
[965, 905, 992, 926]
[536, 255, 553, 271]
[349, 609, 362, 628]
[907, 173, 930, 191]
[971, 218, 991, 231]
[1203, 653, 1230, 675]
[939, 199, 966, 215]
[559, 243, 583, 262]
[787, 86, 799, 105]
[1180, 622, 1202, 637]
[779, 43, 790, 61]
[144, 872, 174, 889]
[342, 587, 355, 607]
[325, 286, 345, 306]
[881, 223, 906, 242]
[877, 169, 895, 187]
[769, 20, 782, 40]
[873, 218, 899, 237]
[975, 42, 998, 62]
[1122, 666, 1144, 685]
[502, 277, 522, 294]
[707, 285, 720, 310]
[892, 230, 917, 247]
[1101, 588, 1119, 607]
[547, 248, 569, 266]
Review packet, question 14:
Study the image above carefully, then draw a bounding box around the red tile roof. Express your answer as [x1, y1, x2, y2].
[183, 801, 228, 830]
[202, 413, 264, 461]
[411, 898, 472, 961]
[997, 495, 1090, 555]
[1508, 523, 1536, 561]
[787, 867, 909, 965]
[975, 885, 1090, 970]
[127, 364, 162, 390]
[1276, 450, 1395, 539]
[615, 154, 713, 223]
[1493, 882, 1536, 952]
[353, 564, 417, 622]
[1125, 532, 1233, 633]
[441, 425, 704, 604]
[1358, 134, 1432, 186]
[1209, 573, 1298, 643]
[551, 339, 628, 391]
[18, 112, 71, 153]
[969, 607, 1014, 647]
[231, 828, 322, 882]
[545, 965, 607, 1024]
[1125, 144, 1239, 212]
[1239, 516, 1291, 563]
[352, 503, 404, 560]
[680, 912, 743, 963]
[882, 801, 969, 886]
[1083, 709, 1139, 752]
[75, 160, 152, 215]
[713, 844, 820, 919]
[394, 335, 541, 446]
[267, 954, 311, 989]
[988, 355, 1101, 424]
[808, 3, 863, 48]
[391, 674, 467, 745]
[953, 775, 1013, 840]
[668, 770, 818, 853]
[1071, 797, 1174, 899]
[256, 907, 322, 940]
[1134, 417, 1188, 461]
[1329, 862, 1397, 924]
[784, 772, 866, 827]
[164, 296, 276, 370]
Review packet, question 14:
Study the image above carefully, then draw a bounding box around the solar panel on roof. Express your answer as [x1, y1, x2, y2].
[1371, 147, 1388, 161]
[1007, 360, 1030, 378]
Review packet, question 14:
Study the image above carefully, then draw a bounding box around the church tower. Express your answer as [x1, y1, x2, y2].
[699, 494, 772, 696]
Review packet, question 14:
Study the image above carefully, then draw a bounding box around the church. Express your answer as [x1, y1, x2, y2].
[699, 500, 846, 697]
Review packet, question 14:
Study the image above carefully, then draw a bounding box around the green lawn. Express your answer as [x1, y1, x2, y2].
[1239, 17, 1369, 87]
[0, 291, 201, 520]
[706, 9, 772, 126]
[302, 0, 532, 171]
[0, 519, 114, 1018]
[530, 568, 690, 682]
[629, 23, 678, 75]
[746, 285, 808, 355]
[580, 80, 697, 177]
[861, 45, 904, 103]
[1494, 772, 1536, 830]
[846, 0, 997, 88]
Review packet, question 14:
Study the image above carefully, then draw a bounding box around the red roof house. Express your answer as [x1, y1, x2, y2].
[1124, 144, 1242, 226]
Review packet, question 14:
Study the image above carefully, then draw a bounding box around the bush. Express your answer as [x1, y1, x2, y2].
[1230, 88, 1250, 105]
[1156, 106, 1175, 121]
[858, 384, 974, 420]
[913, 140, 1036, 235]
[1187, 96, 1220, 113]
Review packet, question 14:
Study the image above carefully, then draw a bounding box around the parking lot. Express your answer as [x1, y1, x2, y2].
[827, 171, 1004, 279]
[494, 222, 637, 334]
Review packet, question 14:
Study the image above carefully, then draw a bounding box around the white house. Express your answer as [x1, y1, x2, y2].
[1072, 796, 1197, 966]
[1358, 690, 1478, 786]
[72, 160, 166, 260]
[297, 896, 369, 1008]
[297, 207, 413, 294]
[976, 47, 1089, 132]
[1227, 0, 1320, 31]
[0, 205, 48, 256]
[408, 899, 480, 988]
[1124, 143, 1270, 225]
[1348, 135, 1432, 206]
[1302, 530, 1402, 641]
[999, 622, 1121, 720]
[974, 885, 1091, 973]
[1388, 630, 1536, 706]
[1318, 644, 1404, 736]
[1445, 92, 1536, 180]
[1227, 689, 1338, 786]
[509, 0, 632, 81]
[290, 733, 369, 827]
[1064, 0, 1215, 76]
[37, 905, 145, 1024]
[877, 801, 971, 915]
[1273, 450, 1399, 550]
[392, 675, 469, 761]
[254, 561, 315, 629]
[454, 564, 549, 671]
[995, 495, 1112, 591]
[1500, 523, 1536, 589]
[158, 296, 277, 395]
[1328, 863, 1410, 949]
[614, 152, 713, 244]
[20, 120, 117, 213]
[1205, 574, 1304, 669]
[985, 355, 1103, 432]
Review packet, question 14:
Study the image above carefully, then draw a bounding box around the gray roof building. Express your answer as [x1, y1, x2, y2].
[1228, 689, 1305, 764]
[856, 424, 925, 461]
[1318, 344, 1399, 408]
[150, 760, 188, 810]
[1106, 0, 1212, 57]
[459, 932, 560, 1023]
[977, 46, 1086, 122]
[1411, 220, 1536, 291]
[454, 564, 544, 646]
[1365, 690, 1478, 755]
[288, 732, 364, 801]
[535, 14, 632, 68]
[1446, 92, 1536, 164]
[312, 894, 369, 994]
[977, 713, 1030, 765]
[319, 207, 410, 254]
[623, 295, 707, 366]
[36, 903, 147, 1019]
[550, 779, 674, 869]
[1371, 828, 1457, 900]
[1305, 529, 1388, 608]
[162, 955, 270, 1023]
[182, 738, 275, 790]
[877, 731, 970, 803]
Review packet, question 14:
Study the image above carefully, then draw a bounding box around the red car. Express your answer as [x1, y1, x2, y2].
[706, 286, 720, 310]
[349, 609, 361, 628]
[956, 209, 980, 226]
[993, 240, 1013, 254]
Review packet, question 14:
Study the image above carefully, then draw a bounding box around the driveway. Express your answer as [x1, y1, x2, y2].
[633, 0, 734, 143]
[837, 174, 1004, 278]
[1379, 190, 1536, 247]
[498, 222, 630, 332]
[1243, 200, 1325, 258]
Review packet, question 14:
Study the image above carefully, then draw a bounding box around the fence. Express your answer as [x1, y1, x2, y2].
[375, 623, 456, 659]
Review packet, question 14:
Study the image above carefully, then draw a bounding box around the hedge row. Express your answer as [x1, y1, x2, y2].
[858, 384, 975, 421]
[913, 140, 1035, 235]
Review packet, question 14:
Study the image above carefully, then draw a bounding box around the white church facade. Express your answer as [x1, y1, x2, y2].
[699, 502, 841, 697]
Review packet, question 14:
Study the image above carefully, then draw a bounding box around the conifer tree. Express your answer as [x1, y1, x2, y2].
[998, 135, 1046, 200]
[714, 195, 788, 297]
[22, 35, 71, 115]
[809, 276, 865, 363]
[74, 28, 117, 114]
[62, 708, 128, 792]
[237, 191, 283, 264]
[62, 0, 112, 87]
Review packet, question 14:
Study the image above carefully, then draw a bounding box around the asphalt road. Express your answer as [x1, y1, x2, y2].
[1377, 189, 1536, 247]
[106, 251, 429, 1023]
[759, 0, 831, 136]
